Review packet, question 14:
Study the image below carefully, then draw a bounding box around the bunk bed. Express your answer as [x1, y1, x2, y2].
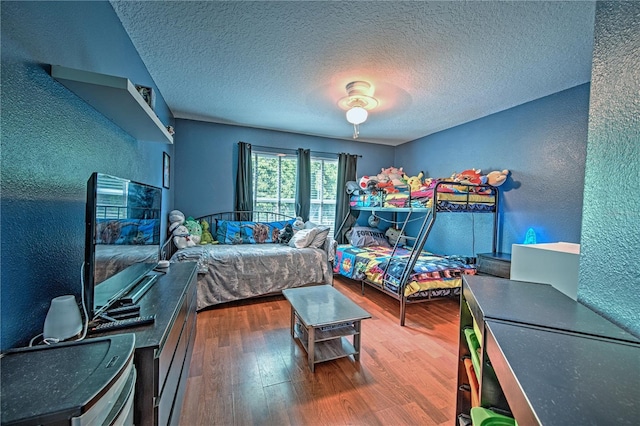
[334, 180, 499, 325]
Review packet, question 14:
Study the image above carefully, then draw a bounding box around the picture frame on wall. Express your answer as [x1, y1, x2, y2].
[163, 152, 170, 189]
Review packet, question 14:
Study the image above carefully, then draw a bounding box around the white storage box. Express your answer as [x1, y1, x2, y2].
[510, 242, 580, 300]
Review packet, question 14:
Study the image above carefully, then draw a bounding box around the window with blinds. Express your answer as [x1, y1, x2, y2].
[252, 152, 297, 217]
[310, 157, 338, 232]
[251, 151, 338, 232]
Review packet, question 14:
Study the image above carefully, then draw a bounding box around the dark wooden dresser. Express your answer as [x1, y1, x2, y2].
[476, 252, 511, 278]
[91, 261, 198, 426]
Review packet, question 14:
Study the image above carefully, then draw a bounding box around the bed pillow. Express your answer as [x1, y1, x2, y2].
[349, 226, 390, 248]
[309, 225, 331, 249]
[216, 219, 294, 244]
[288, 227, 319, 248]
[303, 221, 331, 248]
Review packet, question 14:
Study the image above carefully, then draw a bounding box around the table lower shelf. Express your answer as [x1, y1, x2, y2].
[294, 320, 360, 369]
[296, 324, 358, 364]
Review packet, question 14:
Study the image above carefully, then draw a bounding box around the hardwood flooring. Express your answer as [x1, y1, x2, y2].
[179, 276, 461, 426]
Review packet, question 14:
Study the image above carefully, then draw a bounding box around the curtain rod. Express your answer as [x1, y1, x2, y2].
[245, 143, 362, 158]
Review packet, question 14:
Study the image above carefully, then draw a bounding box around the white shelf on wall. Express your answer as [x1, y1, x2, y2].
[50, 65, 173, 144]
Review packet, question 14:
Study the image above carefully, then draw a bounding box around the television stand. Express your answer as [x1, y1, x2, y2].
[89, 261, 198, 426]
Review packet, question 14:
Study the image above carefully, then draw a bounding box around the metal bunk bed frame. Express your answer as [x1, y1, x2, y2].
[336, 181, 500, 325]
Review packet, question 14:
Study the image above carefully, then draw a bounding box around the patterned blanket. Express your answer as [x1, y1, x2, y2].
[334, 245, 476, 296]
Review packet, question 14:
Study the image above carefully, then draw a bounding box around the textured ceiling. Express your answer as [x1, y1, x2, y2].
[110, 1, 595, 146]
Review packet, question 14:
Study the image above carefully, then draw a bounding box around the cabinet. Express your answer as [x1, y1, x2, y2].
[50, 65, 173, 144]
[456, 274, 640, 425]
[91, 262, 198, 426]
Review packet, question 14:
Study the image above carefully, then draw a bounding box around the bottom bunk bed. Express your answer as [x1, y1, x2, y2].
[333, 244, 477, 323]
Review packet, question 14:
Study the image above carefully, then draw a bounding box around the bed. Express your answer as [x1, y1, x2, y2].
[166, 211, 336, 310]
[335, 179, 500, 325]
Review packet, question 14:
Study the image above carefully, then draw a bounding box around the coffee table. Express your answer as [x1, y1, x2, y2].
[282, 285, 371, 372]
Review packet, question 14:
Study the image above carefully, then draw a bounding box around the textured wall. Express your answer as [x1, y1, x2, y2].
[394, 84, 590, 255]
[578, 2, 640, 337]
[173, 119, 395, 217]
[1, 2, 173, 350]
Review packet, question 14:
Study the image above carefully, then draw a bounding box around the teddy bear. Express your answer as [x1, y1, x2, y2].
[482, 169, 510, 186]
[199, 220, 215, 245]
[184, 217, 202, 245]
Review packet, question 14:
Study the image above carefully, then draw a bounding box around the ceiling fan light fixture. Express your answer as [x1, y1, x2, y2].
[346, 106, 368, 125]
[338, 80, 378, 139]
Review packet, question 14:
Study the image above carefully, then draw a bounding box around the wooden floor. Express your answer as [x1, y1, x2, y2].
[179, 276, 461, 426]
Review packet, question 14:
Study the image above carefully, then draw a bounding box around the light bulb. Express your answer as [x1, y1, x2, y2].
[346, 106, 368, 125]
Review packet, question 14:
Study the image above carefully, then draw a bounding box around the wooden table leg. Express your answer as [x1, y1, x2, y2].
[353, 320, 362, 361]
[289, 306, 295, 337]
[308, 326, 315, 372]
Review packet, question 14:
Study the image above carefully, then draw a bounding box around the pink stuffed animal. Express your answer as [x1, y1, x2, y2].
[378, 166, 405, 186]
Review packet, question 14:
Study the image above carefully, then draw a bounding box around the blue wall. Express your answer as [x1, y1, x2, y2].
[578, 1, 640, 337]
[2, 1, 637, 351]
[1, 1, 174, 350]
[394, 84, 590, 255]
[173, 119, 394, 217]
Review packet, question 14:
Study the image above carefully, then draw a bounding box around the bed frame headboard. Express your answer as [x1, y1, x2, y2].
[162, 211, 296, 260]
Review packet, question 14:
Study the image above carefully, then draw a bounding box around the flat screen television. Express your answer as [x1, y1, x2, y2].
[83, 173, 162, 320]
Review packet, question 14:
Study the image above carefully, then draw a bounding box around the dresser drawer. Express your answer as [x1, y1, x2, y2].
[157, 292, 189, 395]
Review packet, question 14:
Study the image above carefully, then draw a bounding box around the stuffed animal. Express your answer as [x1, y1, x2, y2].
[385, 227, 406, 246]
[292, 216, 304, 233]
[405, 171, 424, 192]
[346, 180, 361, 195]
[278, 223, 294, 244]
[358, 176, 378, 192]
[171, 224, 196, 249]
[184, 217, 202, 245]
[376, 181, 398, 193]
[168, 210, 185, 226]
[378, 166, 405, 186]
[454, 168, 483, 185]
[199, 220, 215, 245]
[482, 169, 510, 186]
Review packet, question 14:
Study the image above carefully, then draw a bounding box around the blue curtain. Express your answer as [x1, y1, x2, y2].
[295, 148, 311, 221]
[334, 153, 358, 243]
[235, 142, 253, 219]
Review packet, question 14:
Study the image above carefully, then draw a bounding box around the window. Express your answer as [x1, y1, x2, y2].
[310, 157, 338, 231]
[251, 151, 338, 231]
[252, 152, 297, 217]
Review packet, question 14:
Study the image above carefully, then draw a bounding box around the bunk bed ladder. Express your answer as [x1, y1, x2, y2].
[397, 211, 436, 325]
